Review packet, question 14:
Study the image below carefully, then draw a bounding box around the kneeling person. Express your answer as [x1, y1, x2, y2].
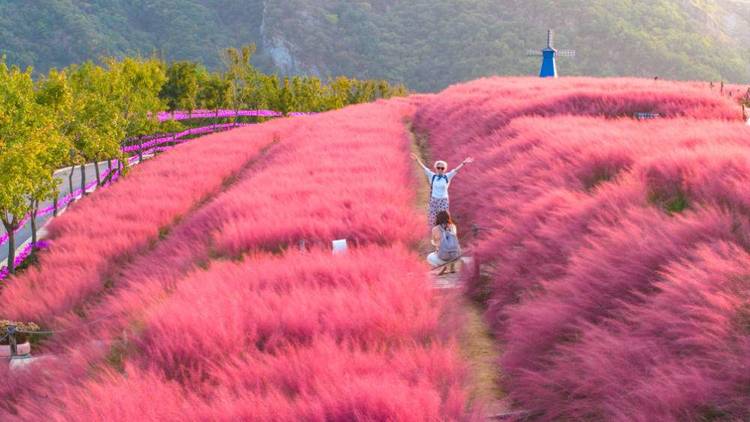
[428, 210, 461, 274]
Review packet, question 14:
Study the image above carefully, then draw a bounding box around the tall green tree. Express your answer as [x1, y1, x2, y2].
[325, 76, 352, 110]
[66, 62, 124, 192]
[198, 72, 231, 125]
[275, 77, 294, 116]
[160, 60, 202, 116]
[106, 57, 166, 162]
[250, 74, 280, 113]
[222, 45, 257, 121]
[32, 68, 72, 241]
[0, 61, 62, 273]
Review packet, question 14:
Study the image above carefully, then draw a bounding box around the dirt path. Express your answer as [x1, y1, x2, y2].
[405, 119, 510, 419]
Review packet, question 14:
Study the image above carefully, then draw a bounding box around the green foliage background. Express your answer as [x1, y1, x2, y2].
[1, 0, 749, 92]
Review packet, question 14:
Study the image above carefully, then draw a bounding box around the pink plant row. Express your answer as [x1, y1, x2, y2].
[413, 77, 750, 421]
[3, 118, 312, 256]
[156, 109, 314, 122]
[0, 124, 277, 322]
[0, 122, 251, 257]
[0, 100, 467, 419]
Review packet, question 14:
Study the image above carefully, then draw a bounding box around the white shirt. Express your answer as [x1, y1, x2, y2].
[422, 166, 457, 199]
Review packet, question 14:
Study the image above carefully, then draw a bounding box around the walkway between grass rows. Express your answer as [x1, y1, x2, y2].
[405, 116, 509, 419]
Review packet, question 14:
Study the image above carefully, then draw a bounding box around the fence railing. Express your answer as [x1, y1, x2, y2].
[156, 109, 315, 122]
[121, 123, 253, 153]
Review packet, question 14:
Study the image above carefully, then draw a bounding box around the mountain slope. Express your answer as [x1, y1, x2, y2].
[262, 0, 750, 91]
[0, 0, 264, 71]
[1, 0, 749, 91]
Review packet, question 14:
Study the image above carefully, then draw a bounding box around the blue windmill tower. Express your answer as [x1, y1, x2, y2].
[526, 29, 575, 78]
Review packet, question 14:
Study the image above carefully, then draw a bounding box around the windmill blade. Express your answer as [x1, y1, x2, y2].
[525, 50, 542, 57]
[557, 49, 576, 57]
[547, 29, 554, 49]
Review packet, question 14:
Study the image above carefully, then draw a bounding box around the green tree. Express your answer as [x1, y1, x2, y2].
[253, 74, 281, 113]
[198, 72, 231, 125]
[0, 62, 62, 273]
[32, 68, 72, 239]
[67, 62, 125, 192]
[160, 60, 202, 116]
[325, 76, 352, 110]
[106, 57, 166, 162]
[222, 44, 258, 121]
[275, 77, 294, 116]
[291, 76, 324, 111]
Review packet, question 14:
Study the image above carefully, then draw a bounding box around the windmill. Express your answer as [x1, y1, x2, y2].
[526, 29, 575, 78]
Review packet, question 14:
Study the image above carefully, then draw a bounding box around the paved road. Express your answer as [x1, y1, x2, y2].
[1, 161, 114, 265]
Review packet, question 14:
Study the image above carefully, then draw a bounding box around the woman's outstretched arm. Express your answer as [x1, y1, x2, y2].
[455, 156, 474, 171]
[410, 152, 433, 175]
[448, 156, 474, 178]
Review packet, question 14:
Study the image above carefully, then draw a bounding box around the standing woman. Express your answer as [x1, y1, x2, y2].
[410, 153, 473, 229]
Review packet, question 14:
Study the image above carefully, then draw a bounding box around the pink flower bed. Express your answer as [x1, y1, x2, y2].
[0, 123, 250, 257]
[0, 127, 278, 324]
[1, 101, 467, 420]
[412, 77, 750, 420]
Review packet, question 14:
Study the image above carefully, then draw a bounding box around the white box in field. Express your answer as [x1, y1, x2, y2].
[332, 239, 348, 254]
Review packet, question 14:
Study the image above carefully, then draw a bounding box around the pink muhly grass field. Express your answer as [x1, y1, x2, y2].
[0, 126, 281, 324]
[413, 77, 750, 420]
[1, 101, 468, 420]
[130, 247, 441, 383]
[10, 248, 466, 421]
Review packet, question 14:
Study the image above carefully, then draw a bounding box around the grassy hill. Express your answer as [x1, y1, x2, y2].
[0, 0, 264, 71]
[1, 0, 749, 91]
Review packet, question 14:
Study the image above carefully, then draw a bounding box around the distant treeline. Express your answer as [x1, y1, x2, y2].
[162, 45, 407, 118]
[0, 44, 407, 273]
